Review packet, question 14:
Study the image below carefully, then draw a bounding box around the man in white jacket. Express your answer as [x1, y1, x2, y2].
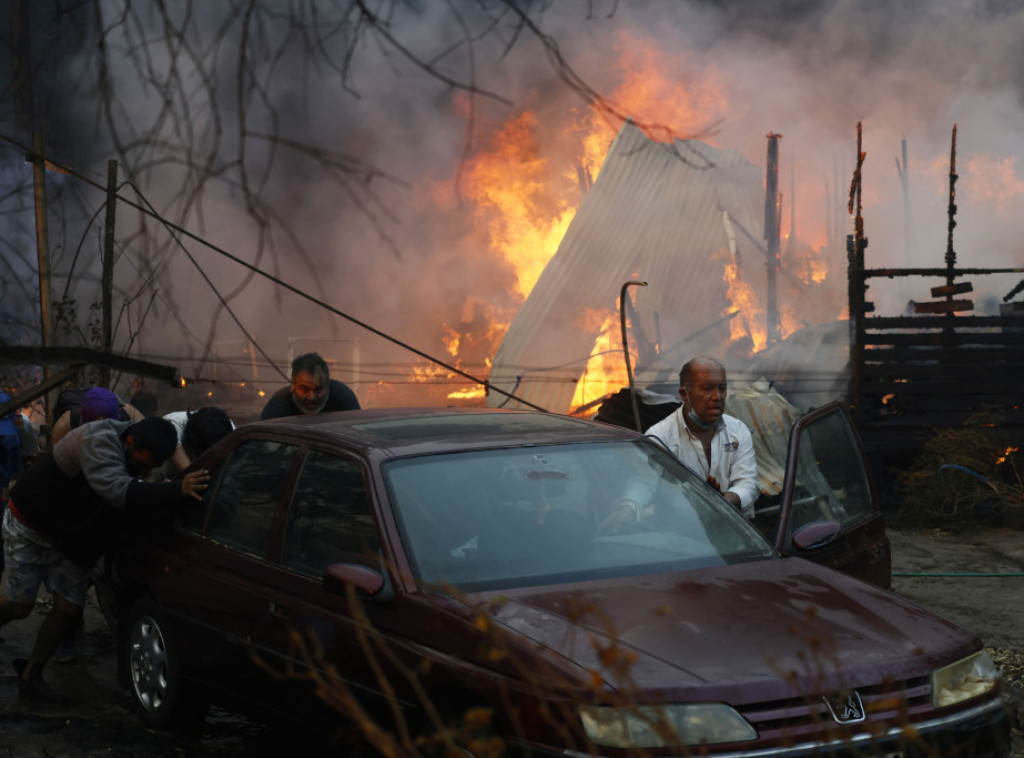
[645, 357, 760, 520]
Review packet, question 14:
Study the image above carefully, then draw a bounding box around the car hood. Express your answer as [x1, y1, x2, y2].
[475, 556, 980, 702]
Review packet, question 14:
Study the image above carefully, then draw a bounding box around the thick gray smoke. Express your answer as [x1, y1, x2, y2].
[3, 0, 1023, 408]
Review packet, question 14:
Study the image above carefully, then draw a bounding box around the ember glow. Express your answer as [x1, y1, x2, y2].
[997, 447, 1019, 465]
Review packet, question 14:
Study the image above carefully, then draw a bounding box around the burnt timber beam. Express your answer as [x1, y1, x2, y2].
[865, 314, 1022, 329]
[0, 346, 177, 383]
[913, 299, 974, 314]
[931, 281, 973, 297]
[864, 266, 1024, 278]
[0, 346, 178, 419]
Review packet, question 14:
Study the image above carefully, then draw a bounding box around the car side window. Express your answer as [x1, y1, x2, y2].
[203, 439, 299, 558]
[789, 410, 872, 534]
[282, 450, 378, 577]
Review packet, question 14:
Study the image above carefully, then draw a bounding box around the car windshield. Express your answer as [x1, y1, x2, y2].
[383, 439, 776, 591]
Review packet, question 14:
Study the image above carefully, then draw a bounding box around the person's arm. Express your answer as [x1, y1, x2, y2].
[121, 403, 146, 421]
[124, 468, 210, 510]
[49, 411, 72, 447]
[723, 422, 760, 519]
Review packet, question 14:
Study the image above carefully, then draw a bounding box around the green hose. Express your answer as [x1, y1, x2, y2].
[893, 571, 1024, 577]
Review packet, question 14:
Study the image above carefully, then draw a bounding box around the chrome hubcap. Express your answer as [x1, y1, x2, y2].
[130, 614, 168, 712]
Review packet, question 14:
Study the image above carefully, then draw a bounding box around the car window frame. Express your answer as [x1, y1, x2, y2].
[280, 441, 383, 580]
[775, 402, 881, 550]
[177, 432, 305, 561]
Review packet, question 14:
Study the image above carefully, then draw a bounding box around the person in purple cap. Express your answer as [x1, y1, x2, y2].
[49, 388, 145, 448]
[39, 388, 145, 664]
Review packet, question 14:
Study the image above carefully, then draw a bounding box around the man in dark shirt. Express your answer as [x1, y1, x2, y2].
[259, 352, 360, 420]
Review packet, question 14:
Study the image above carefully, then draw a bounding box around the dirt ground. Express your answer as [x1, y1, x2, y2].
[0, 527, 1021, 757]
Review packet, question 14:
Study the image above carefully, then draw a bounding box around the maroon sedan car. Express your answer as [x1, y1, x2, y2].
[95, 407, 1011, 757]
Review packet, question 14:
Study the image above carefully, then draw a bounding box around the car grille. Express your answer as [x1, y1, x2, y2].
[737, 674, 934, 745]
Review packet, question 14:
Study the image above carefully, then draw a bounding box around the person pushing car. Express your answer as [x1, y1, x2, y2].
[0, 416, 209, 702]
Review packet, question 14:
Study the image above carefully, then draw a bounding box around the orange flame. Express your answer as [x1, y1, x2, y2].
[569, 310, 626, 413]
[463, 112, 577, 300]
[442, 326, 460, 358]
[721, 257, 766, 351]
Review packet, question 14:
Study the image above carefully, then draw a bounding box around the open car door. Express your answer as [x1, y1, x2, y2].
[765, 402, 891, 588]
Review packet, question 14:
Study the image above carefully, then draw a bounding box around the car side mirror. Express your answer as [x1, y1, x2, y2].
[791, 520, 843, 551]
[323, 563, 390, 601]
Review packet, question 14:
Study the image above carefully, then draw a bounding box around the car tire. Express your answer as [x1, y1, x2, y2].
[126, 596, 208, 732]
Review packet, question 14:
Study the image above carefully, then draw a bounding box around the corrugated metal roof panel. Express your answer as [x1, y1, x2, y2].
[488, 121, 766, 413]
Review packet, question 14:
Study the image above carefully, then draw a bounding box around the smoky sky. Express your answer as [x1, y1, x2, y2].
[4, 0, 1024, 398]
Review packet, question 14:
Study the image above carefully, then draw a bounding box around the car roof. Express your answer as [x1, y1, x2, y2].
[249, 407, 639, 457]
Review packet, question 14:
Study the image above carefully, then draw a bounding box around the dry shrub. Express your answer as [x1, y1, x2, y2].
[890, 415, 1023, 531]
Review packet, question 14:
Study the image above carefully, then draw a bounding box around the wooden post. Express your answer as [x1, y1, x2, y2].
[14, 0, 56, 421]
[100, 159, 117, 387]
[945, 125, 959, 286]
[764, 132, 783, 346]
[848, 122, 867, 423]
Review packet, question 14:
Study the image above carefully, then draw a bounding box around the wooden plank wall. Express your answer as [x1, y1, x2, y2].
[854, 313, 1024, 455]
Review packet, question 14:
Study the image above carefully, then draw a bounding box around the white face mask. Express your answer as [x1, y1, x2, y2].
[685, 402, 712, 430]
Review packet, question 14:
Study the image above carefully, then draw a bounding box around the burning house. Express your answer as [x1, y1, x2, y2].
[485, 119, 847, 417]
[484, 119, 1024, 506]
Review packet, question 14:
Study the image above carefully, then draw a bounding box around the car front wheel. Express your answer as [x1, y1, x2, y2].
[127, 596, 208, 732]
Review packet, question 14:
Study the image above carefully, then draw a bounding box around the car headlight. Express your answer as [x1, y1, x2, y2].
[932, 651, 1001, 708]
[579, 703, 756, 748]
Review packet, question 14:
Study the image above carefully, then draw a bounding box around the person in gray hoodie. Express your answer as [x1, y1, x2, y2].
[0, 416, 209, 702]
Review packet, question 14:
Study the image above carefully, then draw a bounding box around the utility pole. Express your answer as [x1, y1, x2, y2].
[13, 0, 56, 421]
[764, 132, 783, 346]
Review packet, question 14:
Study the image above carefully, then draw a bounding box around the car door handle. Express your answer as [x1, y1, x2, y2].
[268, 601, 289, 618]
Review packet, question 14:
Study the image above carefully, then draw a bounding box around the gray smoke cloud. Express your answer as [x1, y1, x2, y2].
[4, 0, 1024, 409]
